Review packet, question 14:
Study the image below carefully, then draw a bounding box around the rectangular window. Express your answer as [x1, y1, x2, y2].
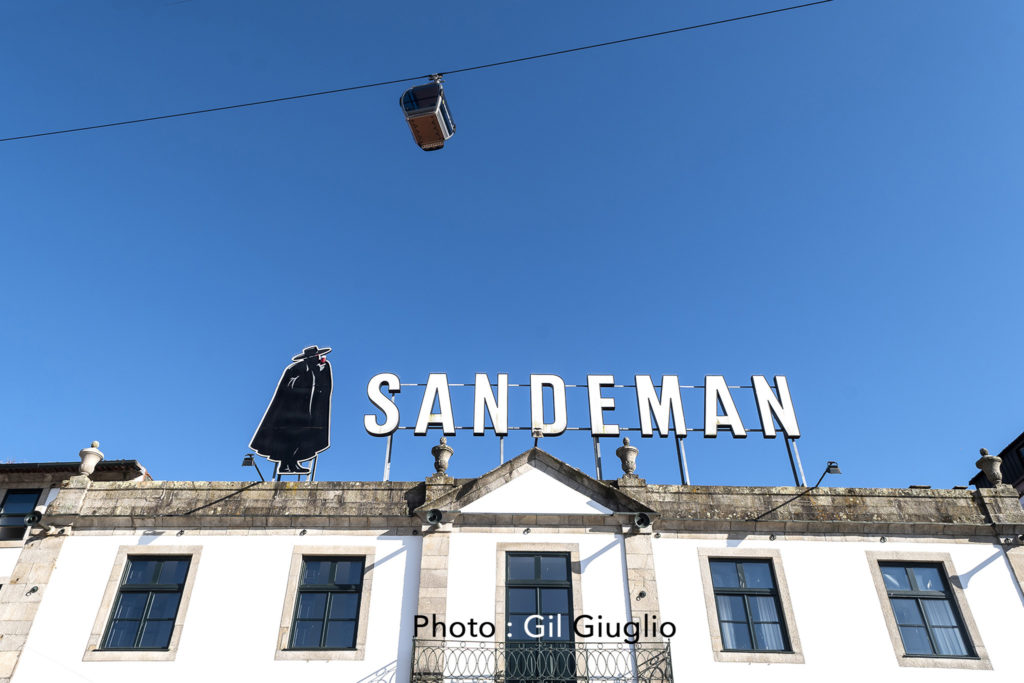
[879, 562, 973, 658]
[289, 556, 365, 650]
[0, 489, 41, 541]
[102, 556, 191, 650]
[709, 559, 790, 652]
[505, 552, 574, 683]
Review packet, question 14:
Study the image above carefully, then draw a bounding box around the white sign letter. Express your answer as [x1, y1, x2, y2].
[704, 375, 747, 438]
[530, 374, 567, 436]
[474, 373, 509, 436]
[635, 375, 686, 438]
[364, 373, 401, 436]
[587, 375, 619, 437]
[752, 375, 800, 439]
[415, 373, 456, 436]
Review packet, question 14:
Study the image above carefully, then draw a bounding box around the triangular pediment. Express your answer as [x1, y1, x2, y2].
[462, 467, 613, 514]
[415, 448, 653, 517]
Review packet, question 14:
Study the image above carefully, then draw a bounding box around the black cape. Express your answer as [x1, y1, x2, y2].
[250, 357, 332, 463]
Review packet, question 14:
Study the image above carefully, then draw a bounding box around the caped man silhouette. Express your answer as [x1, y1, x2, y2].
[250, 345, 332, 474]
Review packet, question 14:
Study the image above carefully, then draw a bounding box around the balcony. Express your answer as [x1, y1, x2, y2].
[411, 639, 673, 683]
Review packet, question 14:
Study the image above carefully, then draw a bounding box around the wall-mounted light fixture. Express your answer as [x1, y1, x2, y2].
[241, 454, 265, 482]
[811, 461, 841, 488]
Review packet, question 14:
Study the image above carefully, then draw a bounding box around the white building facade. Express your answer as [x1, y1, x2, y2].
[1, 445, 1023, 682]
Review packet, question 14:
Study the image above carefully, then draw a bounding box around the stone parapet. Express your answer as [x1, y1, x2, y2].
[36, 476, 1024, 538]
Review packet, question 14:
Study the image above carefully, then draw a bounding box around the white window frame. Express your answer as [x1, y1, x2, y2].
[83, 545, 202, 662]
[275, 545, 376, 661]
[697, 547, 803, 664]
[865, 551, 991, 670]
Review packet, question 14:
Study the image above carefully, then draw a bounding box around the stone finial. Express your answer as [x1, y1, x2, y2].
[79, 441, 104, 477]
[432, 437, 453, 475]
[616, 437, 639, 475]
[976, 447, 1003, 486]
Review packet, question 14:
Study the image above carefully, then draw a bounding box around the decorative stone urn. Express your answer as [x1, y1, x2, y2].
[616, 437, 639, 475]
[975, 448, 1003, 486]
[79, 441, 104, 476]
[432, 437, 453, 475]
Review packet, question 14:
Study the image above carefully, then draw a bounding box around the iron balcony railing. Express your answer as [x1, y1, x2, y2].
[411, 639, 673, 683]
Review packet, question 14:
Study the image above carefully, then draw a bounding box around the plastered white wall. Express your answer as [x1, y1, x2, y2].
[10, 530, 1024, 682]
[0, 548, 20, 580]
[461, 469, 612, 514]
[14, 532, 421, 683]
[654, 536, 1024, 681]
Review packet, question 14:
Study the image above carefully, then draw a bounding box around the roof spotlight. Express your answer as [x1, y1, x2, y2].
[812, 461, 842, 488]
[241, 453, 265, 482]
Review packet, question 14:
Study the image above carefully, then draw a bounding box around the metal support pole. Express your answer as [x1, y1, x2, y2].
[273, 461, 280, 482]
[499, 436, 505, 465]
[783, 437, 806, 487]
[592, 436, 603, 480]
[382, 432, 394, 482]
[790, 438, 807, 487]
[674, 435, 691, 485]
[309, 454, 319, 482]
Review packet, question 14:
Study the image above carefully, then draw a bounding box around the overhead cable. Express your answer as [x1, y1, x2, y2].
[0, 1, 833, 143]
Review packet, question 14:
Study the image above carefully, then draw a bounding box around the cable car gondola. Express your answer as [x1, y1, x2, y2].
[400, 76, 455, 151]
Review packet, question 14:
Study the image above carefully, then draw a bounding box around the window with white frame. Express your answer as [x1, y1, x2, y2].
[0, 489, 41, 541]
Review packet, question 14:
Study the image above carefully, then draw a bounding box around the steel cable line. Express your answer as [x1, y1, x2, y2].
[0, 0, 833, 144]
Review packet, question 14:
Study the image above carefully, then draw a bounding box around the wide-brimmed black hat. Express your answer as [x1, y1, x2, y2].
[292, 345, 332, 361]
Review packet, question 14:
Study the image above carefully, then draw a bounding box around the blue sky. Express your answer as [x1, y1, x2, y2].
[1, 0, 1021, 488]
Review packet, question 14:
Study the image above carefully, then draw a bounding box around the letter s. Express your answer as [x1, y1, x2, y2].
[364, 373, 401, 436]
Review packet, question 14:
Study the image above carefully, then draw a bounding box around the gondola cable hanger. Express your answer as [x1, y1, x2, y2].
[0, 0, 833, 146]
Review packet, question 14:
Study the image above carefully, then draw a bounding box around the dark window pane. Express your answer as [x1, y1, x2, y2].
[148, 593, 181, 620]
[911, 566, 943, 592]
[113, 593, 148, 620]
[508, 556, 535, 581]
[324, 620, 356, 649]
[541, 588, 569, 614]
[721, 621, 752, 650]
[748, 596, 778, 622]
[334, 559, 363, 586]
[507, 614, 533, 641]
[881, 565, 911, 591]
[921, 599, 957, 627]
[740, 562, 774, 589]
[124, 560, 159, 585]
[891, 598, 924, 626]
[1, 491, 40, 514]
[158, 560, 189, 586]
[296, 592, 327, 619]
[545, 614, 571, 641]
[329, 593, 359, 620]
[540, 556, 567, 581]
[754, 623, 786, 650]
[710, 561, 740, 588]
[291, 620, 323, 649]
[302, 560, 333, 586]
[715, 595, 746, 622]
[899, 625, 933, 655]
[932, 627, 968, 656]
[139, 620, 174, 649]
[508, 588, 536, 613]
[105, 620, 140, 648]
